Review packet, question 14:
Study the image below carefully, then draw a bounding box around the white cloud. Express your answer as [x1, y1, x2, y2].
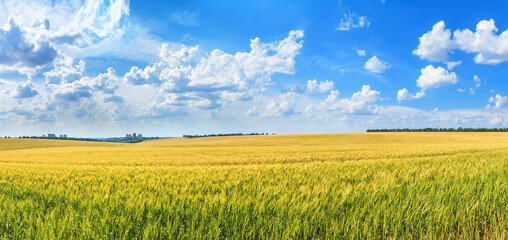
[44, 57, 85, 84]
[356, 49, 366, 56]
[453, 19, 508, 64]
[0, 0, 159, 63]
[0, 0, 129, 48]
[413, 21, 454, 62]
[416, 65, 457, 89]
[246, 106, 261, 117]
[397, 88, 425, 102]
[50, 67, 119, 102]
[0, 17, 59, 76]
[486, 94, 507, 109]
[380, 106, 508, 127]
[415, 19, 508, 64]
[261, 92, 299, 118]
[444, 60, 462, 70]
[473, 75, 481, 88]
[124, 44, 198, 86]
[397, 65, 456, 102]
[489, 115, 505, 125]
[337, 13, 370, 31]
[458, 75, 481, 95]
[0, 0, 139, 80]
[0, 30, 306, 127]
[50, 0, 129, 47]
[320, 85, 380, 114]
[125, 30, 304, 114]
[307, 80, 319, 92]
[0, 78, 13, 85]
[364, 55, 390, 73]
[305, 104, 314, 113]
[306, 79, 334, 93]
[11, 81, 39, 99]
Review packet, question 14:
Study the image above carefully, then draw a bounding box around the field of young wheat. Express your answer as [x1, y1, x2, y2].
[0, 133, 506, 239]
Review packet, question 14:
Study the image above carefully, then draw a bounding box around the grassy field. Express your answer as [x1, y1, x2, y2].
[0, 133, 507, 239]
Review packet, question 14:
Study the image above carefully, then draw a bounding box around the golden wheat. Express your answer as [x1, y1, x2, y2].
[0, 133, 506, 239]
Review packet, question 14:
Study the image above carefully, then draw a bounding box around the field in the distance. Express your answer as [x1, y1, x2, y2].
[0, 133, 507, 239]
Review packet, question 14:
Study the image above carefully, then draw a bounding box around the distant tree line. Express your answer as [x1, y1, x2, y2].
[17, 136, 104, 142]
[183, 133, 274, 138]
[12, 136, 161, 143]
[114, 137, 160, 143]
[366, 128, 508, 132]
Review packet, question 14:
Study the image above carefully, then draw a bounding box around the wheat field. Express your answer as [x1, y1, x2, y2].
[0, 133, 507, 239]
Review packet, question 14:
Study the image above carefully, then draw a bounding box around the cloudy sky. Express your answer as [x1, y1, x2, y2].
[1, 0, 507, 137]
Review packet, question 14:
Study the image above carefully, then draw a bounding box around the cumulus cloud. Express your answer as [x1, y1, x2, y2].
[125, 30, 304, 115]
[0, 17, 58, 76]
[416, 65, 457, 89]
[397, 65, 457, 102]
[127, 30, 303, 92]
[0, 0, 134, 79]
[413, 21, 454, 62]
[320, 85, 380, 114]
[261, 92, 299, 118]
[50, 67, 119, 101]
[364, 55, 390, 73]
[306, 79, 334, 93]
[0, 78, 12, 85]
[356, 49, 366, 56]
[486, 94, 507, 109]
[0, 29, 306, 126]
[15, 65, 129, 123]
[124, 45, 198, 86]
[397, 88, 425, 102]
[50, 0, 130, 47]
[444, 60, 461, 70]
[13, 2, 450, 132]
[44, 57, 85, 84]
[415, 19, 508, 64]
[453, 19, 508, 64]
[337, 13, 370, 31]
[52, 81, 92, 101]
[11, 81, 39, 98]
[0, 0, 136, 64]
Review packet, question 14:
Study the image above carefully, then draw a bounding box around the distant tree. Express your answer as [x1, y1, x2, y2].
[183, 133, 270, 138]
[367, 128, 508, 132]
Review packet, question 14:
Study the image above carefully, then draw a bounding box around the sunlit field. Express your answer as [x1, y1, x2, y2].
[0, 133, 507, 239]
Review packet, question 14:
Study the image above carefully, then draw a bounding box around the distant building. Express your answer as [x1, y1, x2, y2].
[48, 133, 56, 138]
[59, 134, 67, 138]
[123, 133, 143, 140]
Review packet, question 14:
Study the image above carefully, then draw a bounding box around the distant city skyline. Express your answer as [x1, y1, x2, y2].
[0, 0, 507, 137]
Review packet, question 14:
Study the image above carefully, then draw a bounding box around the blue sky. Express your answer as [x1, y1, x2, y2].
[0, 0, 507, 137]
